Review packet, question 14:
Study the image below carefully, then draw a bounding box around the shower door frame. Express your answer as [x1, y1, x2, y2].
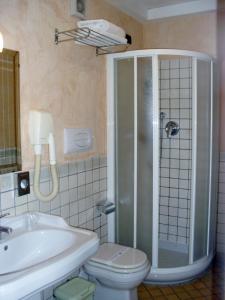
[107, 49, 215, 280]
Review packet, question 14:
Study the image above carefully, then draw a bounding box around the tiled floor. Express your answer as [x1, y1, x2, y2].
[138, 255, 225, 299]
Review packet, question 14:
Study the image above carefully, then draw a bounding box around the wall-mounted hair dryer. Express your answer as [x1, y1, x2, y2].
[29, 110, 59, 202]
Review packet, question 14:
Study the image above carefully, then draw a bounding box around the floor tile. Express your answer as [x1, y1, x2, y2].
[138, 255, 225, 299]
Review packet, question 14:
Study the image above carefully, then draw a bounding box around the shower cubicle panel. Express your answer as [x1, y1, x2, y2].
[193, 60, 211, 261]
[114, 58, 134, 247]
[136, 57, 153, 259]
[208, 62, 219, 256]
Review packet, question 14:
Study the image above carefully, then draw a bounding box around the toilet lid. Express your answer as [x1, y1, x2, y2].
[89, 243, 148, 269]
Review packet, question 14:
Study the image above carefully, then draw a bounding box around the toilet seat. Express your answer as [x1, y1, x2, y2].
[86, 258, 149, 274]
[84, 243, 150, 299]
[86, 243, 150, 274]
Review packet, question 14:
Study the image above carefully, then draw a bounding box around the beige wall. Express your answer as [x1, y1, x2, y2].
[0, 0, 142, 169]
[0, 1, 219, 170]
[143, 12, 217, 57]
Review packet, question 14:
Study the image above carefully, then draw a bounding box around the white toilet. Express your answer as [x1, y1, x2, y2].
[84, 243, 150, 300]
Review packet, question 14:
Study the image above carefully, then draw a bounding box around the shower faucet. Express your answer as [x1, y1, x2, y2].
[165, 121, 180, 138]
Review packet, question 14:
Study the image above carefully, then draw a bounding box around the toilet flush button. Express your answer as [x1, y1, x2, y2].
[21, 179, 29, 189]
[64, 128, 93, 154]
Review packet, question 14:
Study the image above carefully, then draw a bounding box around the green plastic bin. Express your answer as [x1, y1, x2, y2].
[54, 278, 95, 300]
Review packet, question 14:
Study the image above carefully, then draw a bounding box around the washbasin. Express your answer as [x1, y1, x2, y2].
[0, 212, 99, 299]
[1, 229, 80, 274]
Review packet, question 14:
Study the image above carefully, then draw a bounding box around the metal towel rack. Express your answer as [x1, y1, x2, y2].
[54, 28, 132, 56]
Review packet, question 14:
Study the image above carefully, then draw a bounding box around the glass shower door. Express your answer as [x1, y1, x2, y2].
[136, 57, 153, 259]
[114, 58, 134, 247]
[114, 56, 154, 259]
[193, 59, 211, 261]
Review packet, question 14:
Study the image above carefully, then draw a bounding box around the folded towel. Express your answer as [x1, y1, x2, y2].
[77, 19, 126, 39]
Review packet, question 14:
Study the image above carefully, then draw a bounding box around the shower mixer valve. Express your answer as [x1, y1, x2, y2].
[165, 121, 180, 138]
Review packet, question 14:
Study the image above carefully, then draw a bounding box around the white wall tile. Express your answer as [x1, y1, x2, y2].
[180, 89, 190, 99]
[161, 69, 169, 79]
[180, 68, 190, 78]
[85, 171, 92, 184]
[28, 200, 39, 212]
[1, 190, 14, 210]
[15, 194, 28, 206]
[69, 188, 77, 202]
[69, 201, 78, 216]
[180, 58, 191, 68]
[161, 60, 169, 69]
[59, 163, 68, 177]
[93, 169, 100, 181]
[77, 186, 85, 200]
[0, 173, 14, 192]
[68, 162, 78, 175]
[78, 199, 86, 212]
[16, 203, 28, 215]
[59, 177, 68, 192]
[169, 216, 177, 226]
[180, 78, 190, 89]
[61, 204, 69, 219]
[170, 89, 179, 98]
[60, 191, 69, 206]
[170, 60, 179, 69]
[68, 175, 78, 189]
[161, 79, 170, 89]
[170, 69, 179, 78]
[78, 173, 85, 186]
[40, 200, 50, 213]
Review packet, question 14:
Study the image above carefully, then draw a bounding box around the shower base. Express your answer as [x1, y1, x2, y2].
[158, 248, 189, 268]
[145, 252, 213, 285]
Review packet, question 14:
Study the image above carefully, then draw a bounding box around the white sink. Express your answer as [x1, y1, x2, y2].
[0, 212, 99, 299]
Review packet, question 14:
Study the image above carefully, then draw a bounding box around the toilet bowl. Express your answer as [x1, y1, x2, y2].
[84, 243, 150, 300]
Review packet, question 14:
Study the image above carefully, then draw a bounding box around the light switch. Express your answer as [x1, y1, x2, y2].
[64, 128, 93, 154]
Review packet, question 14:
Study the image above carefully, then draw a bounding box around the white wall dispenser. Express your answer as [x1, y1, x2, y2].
[29, 110, 59, 202]
[64, 128, 93, 154]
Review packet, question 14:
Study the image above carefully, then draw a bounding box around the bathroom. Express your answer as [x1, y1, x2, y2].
[0, 0, 223, 299]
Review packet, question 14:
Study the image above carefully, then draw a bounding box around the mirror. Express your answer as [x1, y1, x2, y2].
[0, 49, 21, 174]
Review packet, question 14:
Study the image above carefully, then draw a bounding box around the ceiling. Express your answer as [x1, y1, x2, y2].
[106, 0, 217, 21]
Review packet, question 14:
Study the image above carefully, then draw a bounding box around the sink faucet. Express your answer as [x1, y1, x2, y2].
[0, 226, 12, 234]
[0, 213, 13, 234]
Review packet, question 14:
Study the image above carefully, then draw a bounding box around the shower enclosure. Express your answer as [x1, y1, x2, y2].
[107, 49, 219, 283]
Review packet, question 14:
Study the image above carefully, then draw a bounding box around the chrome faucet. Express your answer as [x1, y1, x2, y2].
[0, 213, 12, 234]
[0, 226, 12, 234]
